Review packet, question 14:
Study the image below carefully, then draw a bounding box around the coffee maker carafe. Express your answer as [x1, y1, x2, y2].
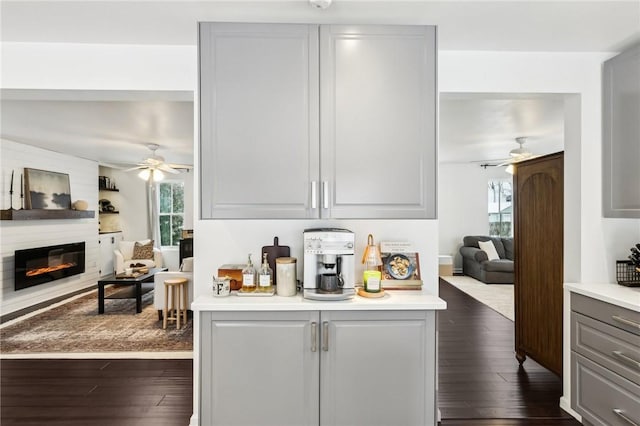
[303, 228, 355, 300]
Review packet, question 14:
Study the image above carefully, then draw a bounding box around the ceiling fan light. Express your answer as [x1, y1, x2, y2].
[153, 169, 165, 181]
[138, 169, 151, 180]
[510, 147, 526, 157]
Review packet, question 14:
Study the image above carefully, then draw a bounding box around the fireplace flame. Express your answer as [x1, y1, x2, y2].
[26, 262, 77, 277]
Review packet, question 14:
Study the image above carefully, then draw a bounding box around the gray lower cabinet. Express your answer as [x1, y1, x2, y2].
[571, 293, 640, 426]
[199, 310, 437, 426]
[602, 42, 640, 218]
[199, 22, 437, 219]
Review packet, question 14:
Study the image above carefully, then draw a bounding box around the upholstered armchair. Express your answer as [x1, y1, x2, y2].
[114, 239, 163, 274]
[153, 257, 194, 319]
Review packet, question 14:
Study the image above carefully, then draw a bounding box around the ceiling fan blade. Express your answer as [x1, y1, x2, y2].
[123, 165, 147, 172]
[157, 163, 180, 174]
[167, 163, 193, 170]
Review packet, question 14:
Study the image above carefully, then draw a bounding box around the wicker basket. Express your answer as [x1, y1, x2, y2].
[616, 260, 640, 287]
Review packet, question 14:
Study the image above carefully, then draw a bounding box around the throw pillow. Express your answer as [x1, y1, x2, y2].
[132, 240, 155, 260]
[478, 240, 500, 261]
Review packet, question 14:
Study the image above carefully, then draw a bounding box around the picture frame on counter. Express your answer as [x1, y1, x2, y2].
[24, 168, 71, 210]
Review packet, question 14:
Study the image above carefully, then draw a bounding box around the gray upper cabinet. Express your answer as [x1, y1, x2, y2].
[199, 23, 437, 219]
[603, 42, 640, 218]
[320, 25, 437, 219]
[199, 23, 320, 219]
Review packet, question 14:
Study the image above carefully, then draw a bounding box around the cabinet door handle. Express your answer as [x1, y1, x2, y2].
[612, 315, 640, 330]
[322, 321, 329, 351]
[613, 408, 640, 426]
[322, 181, 329, 209]
[612, 350, 640, 370]
[311, 181, 318, 209]
[311, 322, 317, 352]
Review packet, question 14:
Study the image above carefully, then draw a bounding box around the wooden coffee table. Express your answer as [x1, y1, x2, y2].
[98, 268, 167, 314]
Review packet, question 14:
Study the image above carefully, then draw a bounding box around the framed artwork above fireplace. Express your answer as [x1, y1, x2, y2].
[24, 168, 71, 210]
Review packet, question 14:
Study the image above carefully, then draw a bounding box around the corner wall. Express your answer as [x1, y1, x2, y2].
[0, 139, 100, 315]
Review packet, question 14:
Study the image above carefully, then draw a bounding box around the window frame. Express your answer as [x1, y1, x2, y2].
[157, 180, 185, 248]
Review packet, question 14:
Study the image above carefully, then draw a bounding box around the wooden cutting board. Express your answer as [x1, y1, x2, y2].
[262, 236, 290, 285]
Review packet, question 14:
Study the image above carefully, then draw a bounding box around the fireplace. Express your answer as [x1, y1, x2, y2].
[15, 242, 86, 291]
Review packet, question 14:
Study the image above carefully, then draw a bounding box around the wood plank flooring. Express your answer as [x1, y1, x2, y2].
[0, 359, 193, 426]
[1, 280, 581, 425]
[438, 278, 580, 424]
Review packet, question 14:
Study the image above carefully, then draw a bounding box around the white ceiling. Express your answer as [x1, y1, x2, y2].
[1, 1, 638, 166]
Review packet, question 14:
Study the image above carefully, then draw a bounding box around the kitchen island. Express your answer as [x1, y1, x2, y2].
[191, 291, 446, 426]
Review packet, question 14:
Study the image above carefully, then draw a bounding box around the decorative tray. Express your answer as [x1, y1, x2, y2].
[357, 288, 386, 298]
[236, 289, 276, 297]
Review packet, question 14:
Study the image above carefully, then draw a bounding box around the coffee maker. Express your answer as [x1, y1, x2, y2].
[303, 228, 355, 300]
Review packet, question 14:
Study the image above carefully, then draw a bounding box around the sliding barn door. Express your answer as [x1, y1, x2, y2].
[514, 152, 564, 377]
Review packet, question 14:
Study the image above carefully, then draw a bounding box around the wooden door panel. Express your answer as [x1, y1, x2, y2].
[514, 152, 564, 376]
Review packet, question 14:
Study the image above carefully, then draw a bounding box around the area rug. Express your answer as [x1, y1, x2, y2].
[0, 286, 192, 356]
[441, 275, 514, 321]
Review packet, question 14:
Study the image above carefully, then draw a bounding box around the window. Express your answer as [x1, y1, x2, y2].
[158, 181, 184, 247]
[488, 178, 512, 237]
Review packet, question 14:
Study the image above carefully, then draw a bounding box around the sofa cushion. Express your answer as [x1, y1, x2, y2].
[502, 238, 514, 260]
[483, 259, 514, 273]
[478, 240, 500, 260]
[132, 240, 155, 260]
[463, 236, 506, 259]
[119, 239, 152, 260]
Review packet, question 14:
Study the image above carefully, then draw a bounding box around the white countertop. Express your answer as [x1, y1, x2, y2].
[192, 290, 447, 312]
[565, 282, 640, 312]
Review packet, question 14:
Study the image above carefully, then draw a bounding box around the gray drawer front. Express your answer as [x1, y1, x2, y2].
[572, 293, 640, 336]
[572, 312, 640, 385]
[572, 352, 640, 426]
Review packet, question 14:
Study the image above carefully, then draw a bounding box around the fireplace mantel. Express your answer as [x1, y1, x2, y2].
[0, 209, 95, 220]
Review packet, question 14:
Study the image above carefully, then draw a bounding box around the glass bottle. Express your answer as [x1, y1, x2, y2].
[363, 234, 382, 293]
[241, 253, 256, 293]
[258, 252, 273, 293]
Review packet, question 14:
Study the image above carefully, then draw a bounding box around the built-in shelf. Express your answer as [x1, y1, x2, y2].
[99, 188, 120, 192]
[0, 209, 96, 220]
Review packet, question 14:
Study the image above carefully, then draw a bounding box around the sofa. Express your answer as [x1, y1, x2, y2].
[114, 239, 163, 274]
[459, 236, 514, 284]
[153, 257, 194, 320]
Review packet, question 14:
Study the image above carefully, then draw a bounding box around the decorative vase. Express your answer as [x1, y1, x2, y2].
[73, 200, 88, 211]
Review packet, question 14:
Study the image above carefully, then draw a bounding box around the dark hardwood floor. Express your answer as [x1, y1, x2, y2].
[0, 359, 193, 426]
[438, 278, 580, 424]
[1, 280, 581, 425]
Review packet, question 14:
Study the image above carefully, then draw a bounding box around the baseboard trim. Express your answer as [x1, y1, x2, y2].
[0, 284, 97, 324]
[559, 396, 581, 422]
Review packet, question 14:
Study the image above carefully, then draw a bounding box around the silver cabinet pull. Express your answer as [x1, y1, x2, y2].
[322, 181, 329, 209]
[612, 315, 640, 330]
[311, 322, 317, 352]
[613, 350, 640, 370]
[613, 408, 640, 426]
[311, 181, 318, 209]
[322, 321, 329, 351]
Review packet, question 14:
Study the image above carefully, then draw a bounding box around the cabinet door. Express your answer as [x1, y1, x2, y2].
[200, 311, 320, 426]
[320, 25, 437, 219]
[98, 232, 121, 277]
[320, 310, 437, 426]
[199, 23, 320, 219]
[603, 42, 640, 218]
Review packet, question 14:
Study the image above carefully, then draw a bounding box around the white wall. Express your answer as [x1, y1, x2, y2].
[438, 163, 510, 270]
[0, 140, 100, 315]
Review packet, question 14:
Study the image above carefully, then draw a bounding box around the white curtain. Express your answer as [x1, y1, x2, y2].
[146, 172, 161, 249]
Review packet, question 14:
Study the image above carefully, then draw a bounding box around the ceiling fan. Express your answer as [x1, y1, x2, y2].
[497, 137, 536, 166]
[125, 144, 192, 178]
